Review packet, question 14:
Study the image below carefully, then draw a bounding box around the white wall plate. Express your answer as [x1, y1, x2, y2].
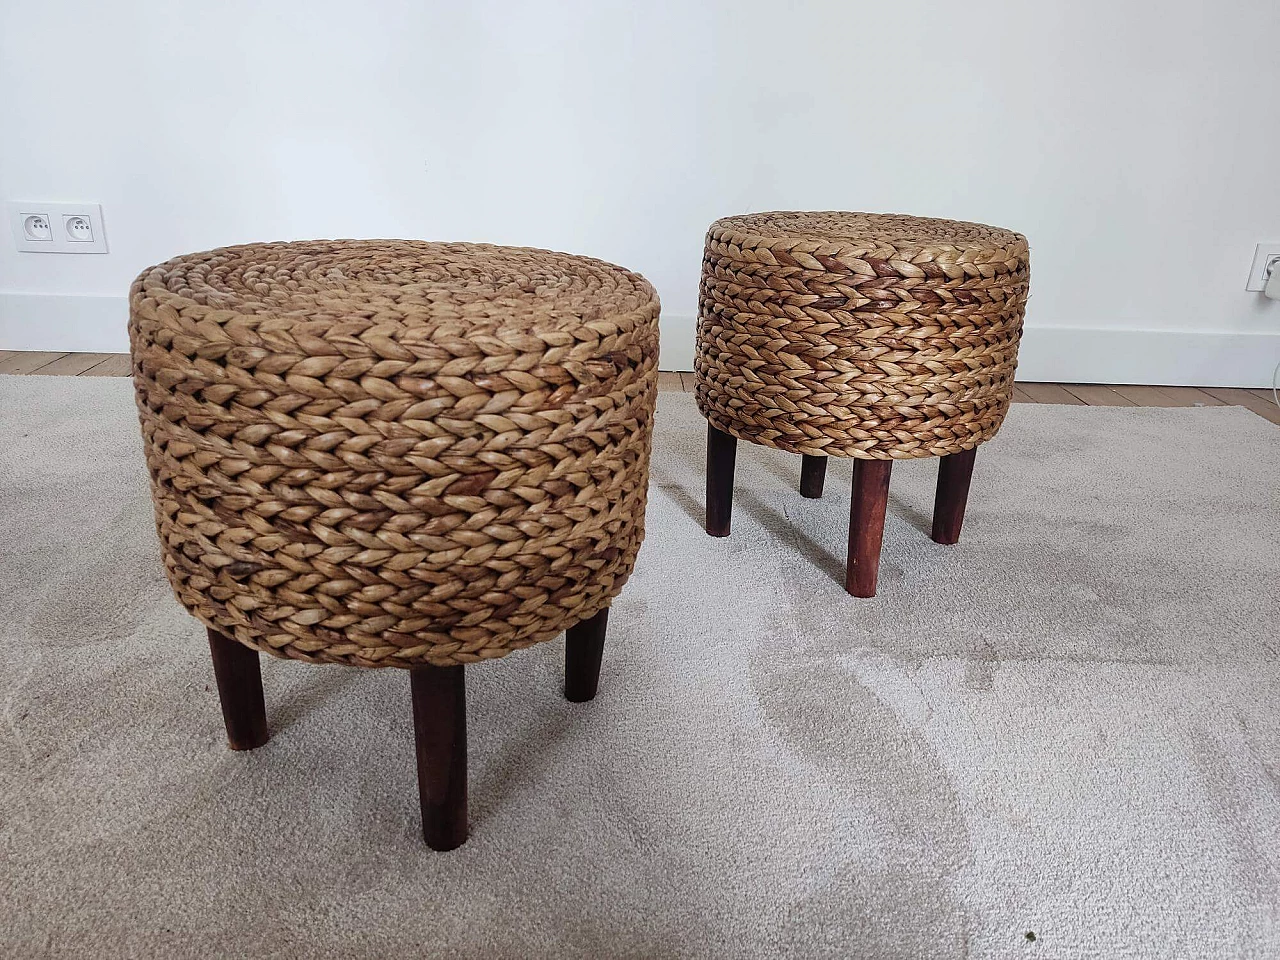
[7, 201, 108, 254]
[1245, 243, 1280, 292]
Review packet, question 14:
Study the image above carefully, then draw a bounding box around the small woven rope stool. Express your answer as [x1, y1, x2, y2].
[130, 240, 659, 849]
[695, 212, 1029, 597]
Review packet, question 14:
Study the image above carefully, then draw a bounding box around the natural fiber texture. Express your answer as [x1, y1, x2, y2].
[696, 212, 1030, 459]
[129, 240, 660, 668]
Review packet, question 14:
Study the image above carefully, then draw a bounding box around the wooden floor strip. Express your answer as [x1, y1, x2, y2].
[1019, 383, 1084, 405]
[1061, 384, 1136, 406]
[1203, 387, 1280, 425]
[0, 351, 69, 375]
[81, 354, 133, 377]
[678, 372, 696, 392]
[1011, 385, 1036, 403]
[31, 353, 114, 376]
[1154, 386, 1224, 407]
[1110, 384, 1182, 407]
[1248, 387, 1278, 405]
[657, 372, 684, 392]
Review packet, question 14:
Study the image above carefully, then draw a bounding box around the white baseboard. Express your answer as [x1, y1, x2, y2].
[657, 314, 1280, 388]
[3, 293, 1277, 388]
[1014, 326, 1280, 387]
[1, 293, 130, 353]
[656, 314, 698, 372]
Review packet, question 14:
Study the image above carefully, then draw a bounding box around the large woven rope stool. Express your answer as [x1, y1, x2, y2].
[695, 212, 1029, 597]
[129, 240, 659, 850]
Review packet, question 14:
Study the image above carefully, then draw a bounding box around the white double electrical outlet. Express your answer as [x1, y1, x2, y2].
[1246, 243, 1280, 292]
[7, 201, 108, 254]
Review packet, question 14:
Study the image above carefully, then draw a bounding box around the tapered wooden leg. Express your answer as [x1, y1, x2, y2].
[565, 607, 609, 703]
[846, 459, 893, 598]
[931, 447, 978, 545]
[206, 628, 268, 751]
[411, 665, 468, 851]
[706, 423, 737, 537]
[800, 455, 828, 499]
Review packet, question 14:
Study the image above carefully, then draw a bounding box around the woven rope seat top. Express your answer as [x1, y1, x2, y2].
[696, 212, 1030, 460]
[130, 240, 660, 668]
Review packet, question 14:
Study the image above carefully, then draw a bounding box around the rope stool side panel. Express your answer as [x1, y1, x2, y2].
[694, 213, 1030, 460]
[129, 241, 660, 668]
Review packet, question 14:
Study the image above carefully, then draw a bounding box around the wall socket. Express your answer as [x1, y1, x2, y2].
[7, 201, 108, 254]
[1246, 243, 1280, 292]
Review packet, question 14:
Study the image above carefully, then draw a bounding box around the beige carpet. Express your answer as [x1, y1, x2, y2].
[1, 375, 1278, 960]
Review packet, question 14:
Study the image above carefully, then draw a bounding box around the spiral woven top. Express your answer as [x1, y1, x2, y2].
[695, 211, 1030, 460]
[709, 211, 1024, 257]
[130, 240, 660, 668]
[135, 239, 657, 332]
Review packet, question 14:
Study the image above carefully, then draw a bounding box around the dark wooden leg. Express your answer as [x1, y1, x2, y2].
[565, 607, 609, 703]
[411, 665, 468, 852]
[706, 423, 737, 537]
[845, 459, 893, 598]
[800, 455, 827, 499]
[206, 628, 268, 751]
[931, 447, 978, 545]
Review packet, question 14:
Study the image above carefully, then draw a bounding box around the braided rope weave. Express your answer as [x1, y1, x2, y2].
[695, 212, 1030, 459]
[130, 240, 660, 667]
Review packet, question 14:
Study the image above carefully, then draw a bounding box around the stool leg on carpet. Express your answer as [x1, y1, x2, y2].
[706, 424, 737, 537]
[931, 447, 978, 545]
[565, 607, 609, 703]
[800, 455, 827, 499]
[846, 459, 893, 598]
[411, 665, 468, 851]
[206, 628, 268, 751]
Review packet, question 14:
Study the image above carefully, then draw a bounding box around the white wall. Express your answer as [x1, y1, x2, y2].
[2, 0, 1278, 385]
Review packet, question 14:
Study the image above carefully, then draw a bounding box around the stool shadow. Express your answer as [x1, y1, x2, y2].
[268, 663, 365, 736]
[650, 453, 815, 533]
[759, 452, 803, 491]
[762, 458, 934, 539]
[468, 675, 578, 830]
[735, 486, 848, 587]
[651, 460, 706, 528]
[650, 460, 848, 587]
[888, 493, 932, 538]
